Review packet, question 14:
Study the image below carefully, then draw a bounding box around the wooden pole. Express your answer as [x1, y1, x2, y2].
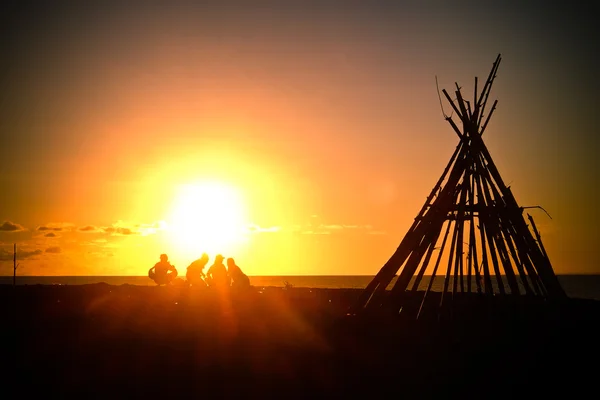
[416, 220, 453, 319]
[528, 214, 549, 260]
[455, 88, 470, 124]
[474, 170, 493, 295]
[13, 243, 17, 286]
[452, 178, 469, 295]
[472, 148, 542, 295]
[478, 181, 506, 295]
[369, 146, 469, 308]
[389, 210, 448, 296]
[355, 53, 567, 317]
[465, 100, 473, 120]
[503, 217, 544, 296]
[390, 158, 467, 299]
[473, 76, 479, 121]
[477, 170, 519, 295]
[440, 205, 462, 307]
[351, 142, 465, 312]
[442, 89, 467, 123]
[473, 157, 524, 294]
[476, 54, 502, 126]
[470, 131, 565, 297]
[497, 181, 565, 297]
[479, 99, 498, 137]
[477, 54, 501, 106]
[411, 232, 443, 291]
[468, 173, 482, 294]
[498, 219, 533, 295]
[389, 223, 442, 299]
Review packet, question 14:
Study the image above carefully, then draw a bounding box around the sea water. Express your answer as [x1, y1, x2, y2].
[1, 275, 599, 300]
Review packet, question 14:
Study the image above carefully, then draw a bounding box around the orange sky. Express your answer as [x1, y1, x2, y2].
[0, 1, 598, 276]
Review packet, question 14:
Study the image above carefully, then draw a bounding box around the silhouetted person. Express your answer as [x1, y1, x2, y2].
[186, 253, 209, 287]
[206, 254, 230, 288]
[148, 254, 178, 286]
[227, 257, 250, 288]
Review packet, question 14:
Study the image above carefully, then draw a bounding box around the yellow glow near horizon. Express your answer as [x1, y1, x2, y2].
[164, 181, 249, 260]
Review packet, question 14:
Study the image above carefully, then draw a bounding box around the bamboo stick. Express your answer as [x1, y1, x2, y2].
[473, 76, 479, 121]
[455, 89, 470, 125]
[13, 243, 16, 286]
[468, 172, 482, 294]
[383, 149, 470, 299]
[477, 54, 502, 107]
[390, 223, 444, 298]
[446, 117, 464, 139]
[475, 156, 519, 294]
[472, 156, 524, 300]
[470, 135, 563, 296]
[466, 100, 473, 120]
[477, 55, 502, 127]
[354, 52, 569, 318]
[478, 185, 506, 295]
[390, 180, 463, 299]
[440, 202, 462, 307]
[503, 217, 544, 296]
[500, 185, 565, 297]
[528, 214, 550, 260]
[351, 142, 467, 312]
[497, 219, 533, 295]
[411, 231, 443, 291]
[473, 169, 494, 295]
[442, 89, 466, 122]
[417, 220, 454, 319]
[479, 100, 498, 136]
[452, 177, 469, 295]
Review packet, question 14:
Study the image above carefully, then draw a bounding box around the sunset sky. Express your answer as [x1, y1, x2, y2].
[1, 1, 597, 276]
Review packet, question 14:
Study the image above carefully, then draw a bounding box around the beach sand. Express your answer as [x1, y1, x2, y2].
[5, 283, 599, 398]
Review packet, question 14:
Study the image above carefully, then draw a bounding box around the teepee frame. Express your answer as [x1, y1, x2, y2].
[352, 54, 566, 316]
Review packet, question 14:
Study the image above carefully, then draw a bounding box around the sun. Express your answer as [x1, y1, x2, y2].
[165, 181, 249, 260]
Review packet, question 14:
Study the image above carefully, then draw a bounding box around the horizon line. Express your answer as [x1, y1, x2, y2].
[2, 273, 598, 278]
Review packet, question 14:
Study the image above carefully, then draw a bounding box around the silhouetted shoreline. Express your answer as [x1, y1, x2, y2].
[5, 284, 599, 397]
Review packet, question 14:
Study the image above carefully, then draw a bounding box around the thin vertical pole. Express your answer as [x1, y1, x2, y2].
[13, 243, 17, 286]
[417, 220, 453, 319]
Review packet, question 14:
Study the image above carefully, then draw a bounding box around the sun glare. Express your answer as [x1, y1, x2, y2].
[165, 181, 249, 259]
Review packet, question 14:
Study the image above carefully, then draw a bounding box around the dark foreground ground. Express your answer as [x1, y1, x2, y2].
[3, 284, 599, 398]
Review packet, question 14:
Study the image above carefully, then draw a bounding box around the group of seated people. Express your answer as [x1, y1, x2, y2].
[148, 253, 250, 288]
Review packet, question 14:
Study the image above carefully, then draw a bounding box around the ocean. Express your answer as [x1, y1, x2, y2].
[1, 275, 599, 300]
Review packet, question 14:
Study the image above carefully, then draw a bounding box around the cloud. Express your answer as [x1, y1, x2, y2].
[101, 220, 166, 236]
[284, 221, 386, 236]
[135, 221, 167, 236]
[37, 223, 75, 232]
[319, 224, 364, 230]
[44, 232, 59, 237]
[0, 221, 25, 232]
[0, 247, 43, 261]
[245, 224, 281, 233]
[37, 226, 62, 231]
[103, 226, 138, 235]
[78, 225, 100, 232]
[45, 246, 61, 253]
